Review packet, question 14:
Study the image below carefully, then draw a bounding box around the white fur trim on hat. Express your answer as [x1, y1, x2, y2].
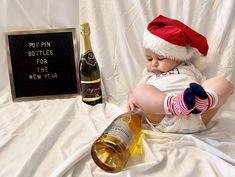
[143, 29, 200, 61]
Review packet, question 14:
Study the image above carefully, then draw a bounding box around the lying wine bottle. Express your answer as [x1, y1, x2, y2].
[91, 109, 144, 173]
[79, 23, 102, 106]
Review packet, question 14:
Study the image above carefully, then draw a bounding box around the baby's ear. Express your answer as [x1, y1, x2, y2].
[191, 56, 208, 71]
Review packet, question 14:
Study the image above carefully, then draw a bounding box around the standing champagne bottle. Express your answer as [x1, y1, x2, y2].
[91, 109, 144, 173]
[79, 23, 102, 106]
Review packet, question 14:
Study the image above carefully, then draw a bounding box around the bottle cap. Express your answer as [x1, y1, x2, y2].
[80, 22, 90, 35]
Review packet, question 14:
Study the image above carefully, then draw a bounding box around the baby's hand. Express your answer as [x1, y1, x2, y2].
[127, 94, 139, 111]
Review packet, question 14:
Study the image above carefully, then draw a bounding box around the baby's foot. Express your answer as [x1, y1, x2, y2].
[164, 88, 195, 116]
[189, 83, 218, 114]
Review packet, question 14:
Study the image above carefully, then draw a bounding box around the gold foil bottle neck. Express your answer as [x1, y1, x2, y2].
[80, 22, 90, 35]
[80, 22, 92, 53]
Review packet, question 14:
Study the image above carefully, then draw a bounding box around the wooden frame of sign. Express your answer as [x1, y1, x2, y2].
[6, 28, 80, 101]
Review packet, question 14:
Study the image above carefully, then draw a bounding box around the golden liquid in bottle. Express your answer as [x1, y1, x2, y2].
[91, 110, 143, 173]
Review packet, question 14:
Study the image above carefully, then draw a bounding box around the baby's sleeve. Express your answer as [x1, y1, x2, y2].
[136, 68, 152, 85]
[192, 64, 207, 84]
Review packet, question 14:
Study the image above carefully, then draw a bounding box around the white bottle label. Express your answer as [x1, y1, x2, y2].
[103, 119, 133, 148]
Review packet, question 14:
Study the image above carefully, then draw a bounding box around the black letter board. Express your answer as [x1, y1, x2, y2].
[6, 28, 79, 101]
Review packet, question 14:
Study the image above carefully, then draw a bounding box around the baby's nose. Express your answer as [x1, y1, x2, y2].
[152, 59, 158, 66]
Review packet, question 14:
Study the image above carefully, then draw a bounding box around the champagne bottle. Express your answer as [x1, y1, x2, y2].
[91, 109, 144, 173]
[79, 23, 102, 106]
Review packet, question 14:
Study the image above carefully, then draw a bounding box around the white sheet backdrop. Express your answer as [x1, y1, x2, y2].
[1, 1, 235, 177]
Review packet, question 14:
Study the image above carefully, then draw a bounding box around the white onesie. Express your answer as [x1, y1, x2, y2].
[140, 62, 207, 133]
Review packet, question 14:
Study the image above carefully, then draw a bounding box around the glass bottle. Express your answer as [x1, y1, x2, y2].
[79, 23, 102, 106]
[91, 109, 144, 173]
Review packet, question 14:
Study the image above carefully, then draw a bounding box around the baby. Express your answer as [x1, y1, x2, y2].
[128, 15, 234, 133]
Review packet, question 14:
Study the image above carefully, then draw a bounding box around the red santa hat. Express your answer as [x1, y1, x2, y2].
[143, 15, 209, 61]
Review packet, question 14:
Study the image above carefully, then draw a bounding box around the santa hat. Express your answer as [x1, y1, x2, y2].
[143, 15, 209, 61]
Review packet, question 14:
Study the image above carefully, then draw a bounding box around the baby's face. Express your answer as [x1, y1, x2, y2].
[145, 49, 181, 73]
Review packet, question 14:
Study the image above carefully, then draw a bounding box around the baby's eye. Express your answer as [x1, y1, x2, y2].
[146, 57, 153, 62]
[157, 56, 166, 61]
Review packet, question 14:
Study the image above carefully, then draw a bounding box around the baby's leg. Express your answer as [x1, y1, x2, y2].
[145, 113, 165, 125]
[128, 84, 195, 123]
[202, 76, 234, 108]
[128, 84, 166, 124]
[201, 109, 219, 125]
[200, 76, 234, 124]
[128, 84, 166, 114]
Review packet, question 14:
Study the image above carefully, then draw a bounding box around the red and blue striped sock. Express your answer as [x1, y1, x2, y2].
[190, 83, 218, 114]
[164, 88, 195, 116]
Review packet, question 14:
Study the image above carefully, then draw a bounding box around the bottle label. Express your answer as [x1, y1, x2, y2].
[80, 79, 102, 101]
[103, 119, 133, 148]
[82, 51, 96, 66]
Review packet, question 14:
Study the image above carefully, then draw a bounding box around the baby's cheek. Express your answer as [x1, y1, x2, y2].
[146, 64, 151, 72]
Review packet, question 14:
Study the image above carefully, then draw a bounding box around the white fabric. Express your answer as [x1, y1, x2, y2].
[0, 0, 235, 177]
